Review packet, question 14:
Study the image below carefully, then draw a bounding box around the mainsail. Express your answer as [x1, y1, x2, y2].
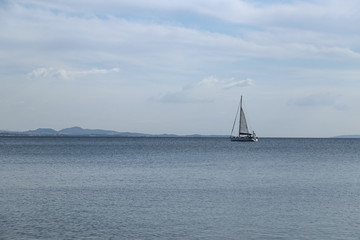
[239, 107, 250, 135]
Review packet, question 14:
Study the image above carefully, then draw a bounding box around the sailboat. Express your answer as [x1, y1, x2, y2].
[230, 96, 258, 142]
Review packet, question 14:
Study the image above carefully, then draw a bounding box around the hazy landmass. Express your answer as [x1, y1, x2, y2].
[332, 135, 360, 138]
[1, 127, 359, 138]
[0, 126, 226, 137]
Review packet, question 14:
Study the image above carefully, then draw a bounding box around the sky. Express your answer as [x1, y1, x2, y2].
[1, 0, 360, 137]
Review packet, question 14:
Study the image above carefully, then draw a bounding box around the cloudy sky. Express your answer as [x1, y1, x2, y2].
[1, 0, 360, 137]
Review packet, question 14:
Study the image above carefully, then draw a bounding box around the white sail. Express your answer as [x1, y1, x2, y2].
[239, 108, 249, 135]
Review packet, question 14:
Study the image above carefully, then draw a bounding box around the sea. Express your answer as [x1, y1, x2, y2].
[1, 137, 360, 240]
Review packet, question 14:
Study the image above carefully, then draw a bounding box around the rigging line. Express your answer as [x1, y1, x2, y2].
[231, 101, 240, 136]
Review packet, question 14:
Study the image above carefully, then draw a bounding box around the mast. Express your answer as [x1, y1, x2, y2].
[239, 96, 242, 137]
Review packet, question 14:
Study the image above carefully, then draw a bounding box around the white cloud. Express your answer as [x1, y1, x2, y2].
[76, 68, 120, 75]
[2, 0, 360, 136]
[14, 0, 360, 32]
[27, 67, 70, 80]
[27, 67, 120, 80]
[2, 0, 360, 80]
[199, 76, 253, 89]
[155, 76, 253, 103]
[153, 91, 211, 104]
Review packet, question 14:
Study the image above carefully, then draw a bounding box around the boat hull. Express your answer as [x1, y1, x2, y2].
[230, 136, 258, 142]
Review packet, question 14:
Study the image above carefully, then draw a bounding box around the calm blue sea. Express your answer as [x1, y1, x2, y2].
[1, 137, 360, 239]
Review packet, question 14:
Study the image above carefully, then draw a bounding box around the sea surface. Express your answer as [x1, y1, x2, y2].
[1, 137, 360, 240]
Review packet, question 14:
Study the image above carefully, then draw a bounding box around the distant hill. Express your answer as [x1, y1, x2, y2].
[24, 128, 58, 135]
[0, 127, 226, 137]
[18, 126, 152, 137]
[58, 126, 126, 136]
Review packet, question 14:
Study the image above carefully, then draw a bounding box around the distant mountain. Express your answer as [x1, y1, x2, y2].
[24, 126, 150, 137]
[24, 128, 58, 135]
[0, 126, 225, 137]
[58, 126, 123, 136]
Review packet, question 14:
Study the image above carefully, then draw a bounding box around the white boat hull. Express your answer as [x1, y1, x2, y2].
[230, 136, 258, 142]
